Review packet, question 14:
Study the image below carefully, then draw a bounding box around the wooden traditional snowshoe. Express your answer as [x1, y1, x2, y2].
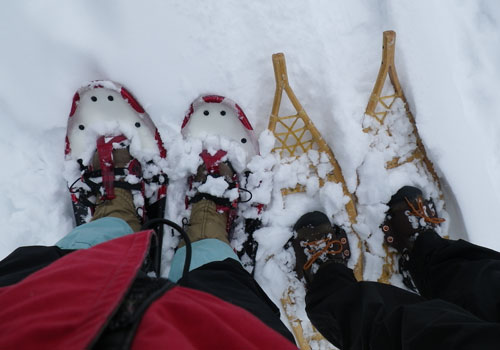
[357, 31, 448, 286]
[267, 53, 363, 350]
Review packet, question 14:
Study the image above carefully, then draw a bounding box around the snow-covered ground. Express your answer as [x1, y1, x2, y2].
[1, 0, 499, 345]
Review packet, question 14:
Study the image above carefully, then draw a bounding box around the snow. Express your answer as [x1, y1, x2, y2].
[1, 0, 500, 348]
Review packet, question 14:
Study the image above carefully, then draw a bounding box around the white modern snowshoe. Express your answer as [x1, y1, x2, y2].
[64, 80, 167, 227]
[181, 95, 261, 263]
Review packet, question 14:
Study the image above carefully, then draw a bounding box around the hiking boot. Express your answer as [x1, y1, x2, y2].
[381, 186, 445, 254]
[293, 211, 350, 284]
[184, 150, 240, 245]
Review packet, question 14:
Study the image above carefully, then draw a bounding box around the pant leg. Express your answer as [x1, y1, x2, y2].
[177, 258, 296, 344]
[168, 239, 241, 283]
[56, 217, 134, 250]
[306, 262, 500, 350]
[0, 246, 71, 287]
[408, 230, 500, 322]
[1, 218, 134, 286]
[91, 187, 141, 232]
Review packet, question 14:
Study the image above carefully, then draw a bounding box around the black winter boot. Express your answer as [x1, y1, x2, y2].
[293, 211, 350, 284]
[381, 186, 445, 254]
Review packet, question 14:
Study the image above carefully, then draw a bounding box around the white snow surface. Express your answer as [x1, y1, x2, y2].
[1, 0, 500, 347]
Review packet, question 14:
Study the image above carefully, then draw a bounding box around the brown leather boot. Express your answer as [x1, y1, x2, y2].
[293, 211, 350, 284]
[381, 186, 445, 254]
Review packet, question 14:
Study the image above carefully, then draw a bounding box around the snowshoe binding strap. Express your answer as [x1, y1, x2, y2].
[69, 135, 150, 213]
[199, 149, 228, 175]
[189, 192, 233, 210]
[97, 135, 128, 200]
[188, 149, 239, 214]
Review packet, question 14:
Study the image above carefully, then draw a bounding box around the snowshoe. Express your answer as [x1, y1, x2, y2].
[64, 80, 167, 229]
[181, 95, 262, 262]
[358, 31, 450, 289]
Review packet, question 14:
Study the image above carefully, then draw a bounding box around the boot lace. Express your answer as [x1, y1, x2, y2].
[303, 237, 343, 270]
[405, 197, 445, 225]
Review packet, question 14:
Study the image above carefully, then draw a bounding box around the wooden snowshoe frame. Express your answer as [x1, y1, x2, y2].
[268, 53, 363, 350]
[365, 31, 443, 284]
[269, 53, 357, 224]
[365, 31, 440, 183]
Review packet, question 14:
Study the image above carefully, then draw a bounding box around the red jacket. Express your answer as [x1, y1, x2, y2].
[0, 230, 297, 349]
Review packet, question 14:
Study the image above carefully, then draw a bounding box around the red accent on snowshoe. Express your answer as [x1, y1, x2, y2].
[71, 193, 78, 203]
[235, 104, 253, 130]
[96, 135, 128, 200]
[200, 150, 227, 174]
[120, 87, 145, 114]
[127, 159, 142, 177]
[158, 184, 167, 200]
[215, 203, 237, 235]
[182, 95, 255, 134]
[154, 129, 167, 158]
[65, 135, 71, 155]
[69, 92, 80, 117]
[86, 82, 105, 90]
[109, 135, 128, 146]
[181, 104, 194, 129]
[256, 203, 264, 215]
[181, 116, 190, 129]
[202, 95, 225, 104]
[97, 136, 116, 200]
[215, 204, 231, 213]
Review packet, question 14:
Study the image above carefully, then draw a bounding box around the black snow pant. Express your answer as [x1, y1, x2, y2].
[178, 258, 296, 344]
[306, 230, 500, 350]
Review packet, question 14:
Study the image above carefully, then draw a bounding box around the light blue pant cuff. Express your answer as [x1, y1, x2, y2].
[56, 217, 134, 250]
[168, 238, 241, 283]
